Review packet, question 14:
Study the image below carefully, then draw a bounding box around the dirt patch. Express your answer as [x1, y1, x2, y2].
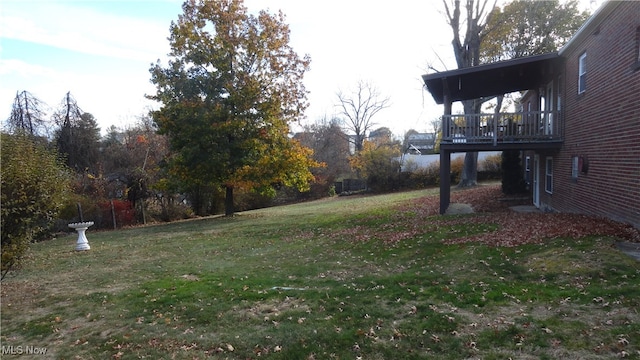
[0, 281, 43, 306]
[180, 274, 200, 281]
[236, 297, 310, 320]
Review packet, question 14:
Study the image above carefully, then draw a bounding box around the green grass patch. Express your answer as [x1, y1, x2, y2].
[2, 188, 639, 359]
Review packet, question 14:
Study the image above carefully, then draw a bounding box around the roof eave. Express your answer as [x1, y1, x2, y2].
[422, 53, 562, 104]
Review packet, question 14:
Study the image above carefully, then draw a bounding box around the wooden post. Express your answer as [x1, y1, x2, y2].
[76, 203, 84, 222]
[440, 150, 451, 214]
[110, 200, 117, 230]
[440, 78, 452, 215]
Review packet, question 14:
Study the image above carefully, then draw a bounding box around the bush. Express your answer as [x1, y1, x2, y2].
[408, 162, 441, 188]
[1, 133, 71, 279]
[350, 141, 402, 193]
[450, 156, 465, 183]
[480, 154, 502, 173]
[479, 154, 502, 181]
[98, 200, 136, 229]
[146, 196, 194, 222]
[54, 193, 102, 232]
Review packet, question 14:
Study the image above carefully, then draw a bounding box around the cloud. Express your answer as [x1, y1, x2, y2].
[0, 0, 462, 136]
[0, 59, 57, 78]
[0, 1, 171, 62]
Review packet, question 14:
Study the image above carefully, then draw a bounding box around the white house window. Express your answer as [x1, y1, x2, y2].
[578, 52, 587, 94]
[545, 157, 553, 194]
[571, 156, 579, 180]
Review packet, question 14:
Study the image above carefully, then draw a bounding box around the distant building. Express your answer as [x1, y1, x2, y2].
[405, 133, 436, 154]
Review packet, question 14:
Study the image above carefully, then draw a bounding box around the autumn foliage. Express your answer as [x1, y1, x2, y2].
[330, 185, 640, 247]
[394, 185, 640, 247]
[1, 133, 71, 278]
[149, 0, 317, 216]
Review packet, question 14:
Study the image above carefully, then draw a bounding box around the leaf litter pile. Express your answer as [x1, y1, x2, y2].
[338, 185, 640, 247]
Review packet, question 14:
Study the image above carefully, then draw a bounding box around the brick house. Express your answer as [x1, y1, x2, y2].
[422, 1, 640, 228]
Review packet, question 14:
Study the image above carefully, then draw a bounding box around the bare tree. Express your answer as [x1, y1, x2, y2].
[429, 117, 442, 134]
[442, 0, 497, 187]
[5, 90, 50, 136]
[300, 116, 351, 183]
[336, 80, 390, 153]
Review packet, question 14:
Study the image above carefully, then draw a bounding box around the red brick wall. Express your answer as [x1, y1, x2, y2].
[549, 1, 640, 228]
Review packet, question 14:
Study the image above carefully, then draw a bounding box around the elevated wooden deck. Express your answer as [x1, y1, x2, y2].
[440, 111, 563, 152]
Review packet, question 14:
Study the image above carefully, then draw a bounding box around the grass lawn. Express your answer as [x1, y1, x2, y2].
[1, 185, 639, 359]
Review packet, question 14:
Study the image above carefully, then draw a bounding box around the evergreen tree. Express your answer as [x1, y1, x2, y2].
[53, 92, 101, 174]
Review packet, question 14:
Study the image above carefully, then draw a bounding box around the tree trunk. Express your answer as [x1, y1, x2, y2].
[443, 0, 496, 188]
[458, 99, 482, 187]
[225, 185, 234, 217]
[459, 152, 478, 187]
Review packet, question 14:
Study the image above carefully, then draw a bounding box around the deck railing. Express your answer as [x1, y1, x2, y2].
[441, 111, 563, 146]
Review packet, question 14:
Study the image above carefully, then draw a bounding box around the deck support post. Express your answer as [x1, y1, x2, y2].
[439, 150, 451, 214]
[440, 78, 452, 215]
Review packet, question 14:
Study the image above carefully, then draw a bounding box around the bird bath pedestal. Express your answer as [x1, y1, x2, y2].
[69, 222, 94, 251]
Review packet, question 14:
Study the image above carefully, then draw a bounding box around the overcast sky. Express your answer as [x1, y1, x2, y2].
[0, 0, 600, 137]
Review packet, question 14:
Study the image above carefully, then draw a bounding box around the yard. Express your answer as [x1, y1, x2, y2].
[1, 184, 639, 359]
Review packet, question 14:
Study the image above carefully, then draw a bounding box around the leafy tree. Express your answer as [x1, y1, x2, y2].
[100, 117, 170, 223]
[440, 0, 588, 188]
[442, 0, 497, 187]
[1, 132, 71, 279]
[349, 132, 402, 192]
[52, 92, 101, 174]
[481, 0, 589, 61]
[149, 0, 317, 216]
[336, 80, 390, 153]
[4, 90, 50, 136]
[101, 125, 133, 175]
[480, 0, 588, 191]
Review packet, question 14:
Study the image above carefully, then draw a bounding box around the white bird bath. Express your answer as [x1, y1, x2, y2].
[69, 222, 94, 251]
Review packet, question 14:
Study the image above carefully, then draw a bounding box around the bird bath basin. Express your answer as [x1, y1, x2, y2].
[69, 222, 94, 251]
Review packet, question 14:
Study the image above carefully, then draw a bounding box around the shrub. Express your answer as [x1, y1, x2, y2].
[479, 154, 502, 181]
[98, 200, 136, 229]
[480, 154, 502, 173]
[1, 133, 71, 279]
[57, 194, 138, 231]
[409, 162, 441, 188]
[450, 156, 465, 183]
[350, 141, 402, 193]
[234, 189, 274, 211]
[146, 195, 194, 222]
[54, 193, 102, 232]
